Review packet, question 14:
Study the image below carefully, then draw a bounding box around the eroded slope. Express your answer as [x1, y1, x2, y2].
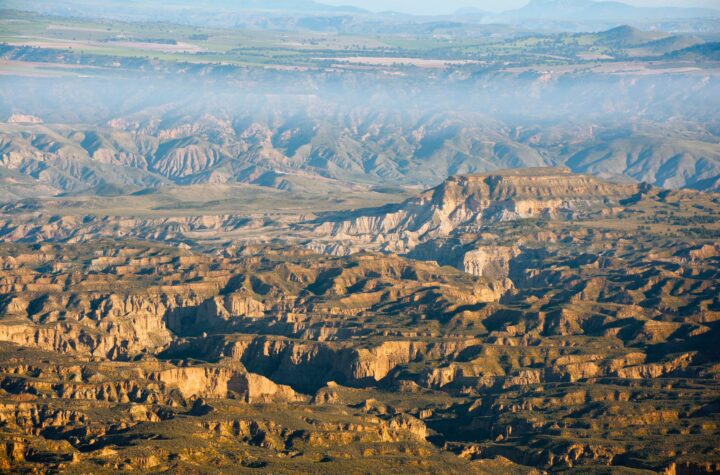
[0, 170, 718, 473]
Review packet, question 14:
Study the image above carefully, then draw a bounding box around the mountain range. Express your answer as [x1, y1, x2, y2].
[499, 0, 720, 22]
[0, 1, 719, 473]
[2, 110, 719, 200]
[5, 0, 720, 30]
[2, 67, 720, 200]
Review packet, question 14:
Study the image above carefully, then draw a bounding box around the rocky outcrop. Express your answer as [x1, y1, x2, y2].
[153, 365, 305, 403]
[7, 114, 43, 125]
[308, 168, 637, 254]
[0, 175, 718, 473]
[615, 352, 696, 379]
[463, 245, 521, 280]
[0, 291, 190, 359]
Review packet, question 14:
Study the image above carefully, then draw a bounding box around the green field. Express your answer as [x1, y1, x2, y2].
[3, 9, 712, 75]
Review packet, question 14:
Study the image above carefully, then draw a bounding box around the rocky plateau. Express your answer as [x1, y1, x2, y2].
[0, 168, 718, 473]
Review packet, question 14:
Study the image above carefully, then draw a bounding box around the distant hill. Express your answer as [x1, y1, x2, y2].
[497, 0, 720, 26]
[5, 0, 720, 33]
[453, 7, 490, 18]
[595, 25, 668, 46]
[0, 0, 369, 22]
[592, 25, 706, 55]
[187, 0, 368, 13]
[665, 42, 720, 61]
[640, 35, 705, 55]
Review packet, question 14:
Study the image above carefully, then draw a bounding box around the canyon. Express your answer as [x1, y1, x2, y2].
[1, 6, 720, 471]
[0, 168, 718, 473]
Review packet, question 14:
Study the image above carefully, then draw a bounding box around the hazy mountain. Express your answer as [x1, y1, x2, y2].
[595, 25, 668, 46]
[504, 0, 720, 22]
[6, 0, 368, 13]
[453, 7, 490, 17]
[490, 0, 720, 31]
[6, 0, 720, 34]
[199, 0, 367, 12]
[666, 42, 720, 61]
[2, 111, 719, 197]
[0, 0, 368, 25]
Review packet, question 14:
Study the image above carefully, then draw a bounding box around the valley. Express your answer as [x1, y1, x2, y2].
[1, 1, 719, 473]
[0, 169, 718, 473]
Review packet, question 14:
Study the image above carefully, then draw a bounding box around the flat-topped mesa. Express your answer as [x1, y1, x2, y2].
[438, 167, 632, 200]
[420, 167, 634, 214]
[311, 167, 638, 252]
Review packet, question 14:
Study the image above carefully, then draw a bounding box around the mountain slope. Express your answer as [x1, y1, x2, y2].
[503, 0, 720, 22]
[595, 25, 669, 47]
[665, 42, 720, 61]
[564, 135, 720, 190]
[4, 115, 720, 198]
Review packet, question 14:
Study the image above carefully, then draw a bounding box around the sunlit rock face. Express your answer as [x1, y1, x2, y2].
[0, 169, 719, 473]
[308, 168, 637, 255]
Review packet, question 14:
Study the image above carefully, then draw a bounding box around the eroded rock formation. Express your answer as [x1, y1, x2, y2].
[0, 170, 718, 473]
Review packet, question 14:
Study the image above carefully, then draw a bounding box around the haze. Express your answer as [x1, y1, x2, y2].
[0, 1, 719, 474]
[323, 0, 720, 14]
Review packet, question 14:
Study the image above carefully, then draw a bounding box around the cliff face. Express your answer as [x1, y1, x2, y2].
[0, 168, 635, 258]
[0, 171, 719, 473]
[463, 246, 521, 280]
[0, 244, 509, 395]
[153, 364, 305, 403]
[309, 168, 637, 254]
[0, 288, 214, 359]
